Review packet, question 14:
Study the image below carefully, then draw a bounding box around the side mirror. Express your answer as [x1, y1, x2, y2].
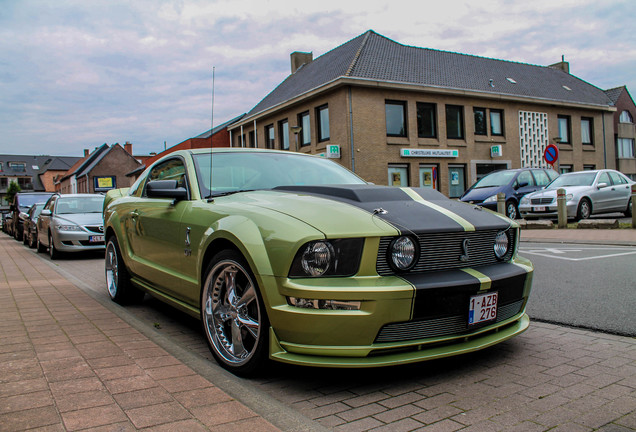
[40, 209, 51, 216]
[597, 182, 608, 189]
[146, 180, 188, 200]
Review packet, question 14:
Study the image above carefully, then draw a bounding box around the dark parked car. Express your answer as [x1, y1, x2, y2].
[2, 211, 13, 236]
[22, 203, 45, 248]
[11, 192, 54, 241]
[460, 168, 559, 219]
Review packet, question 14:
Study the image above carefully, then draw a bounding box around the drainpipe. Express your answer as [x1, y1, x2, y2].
[602, 113, 607, 168]
[254, 120, 257, 148]
[348, 87, 355, 173]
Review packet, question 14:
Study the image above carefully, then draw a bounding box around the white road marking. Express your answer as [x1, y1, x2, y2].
[519, 246, 636, 261]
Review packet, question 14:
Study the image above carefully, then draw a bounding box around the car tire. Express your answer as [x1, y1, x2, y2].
[105, 236, 144, 304]
[201, 250, 269, 376]
[625, 198, 632, 217]
[48, 232, 60, 260]
[28, 232, 36, 249]
[37, 236, 46, 253]
[505, 200, 518, 220]
[576, 198, 592, 221]
[22, 230, 29, 245]
[14, 226, 21, 241]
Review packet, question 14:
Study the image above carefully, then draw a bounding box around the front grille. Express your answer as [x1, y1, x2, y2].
[375, 299, 524, 343]
[85, 225, 104, 233]
[79, 240, 105, 246]
[531, 198, 553, 205]
[376, 229, 516, 276]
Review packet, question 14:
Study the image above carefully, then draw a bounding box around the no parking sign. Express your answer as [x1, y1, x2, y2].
[544, 144, 559, 166]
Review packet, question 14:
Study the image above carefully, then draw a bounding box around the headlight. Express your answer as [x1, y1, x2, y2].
[566, 194, 573, 201]
[520, 196, 530, 205]
[494, 231, 509, 259]
[289, 238, 364, 278]
[56, 224, 83, 231]
[483, 194, 498, 203]
[389, 236, 418, 271]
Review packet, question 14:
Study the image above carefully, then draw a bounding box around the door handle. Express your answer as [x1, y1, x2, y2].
[131, 210, 139, 218]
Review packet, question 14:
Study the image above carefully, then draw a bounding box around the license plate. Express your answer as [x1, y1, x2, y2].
[533, 206, 546, 212]
[89, 235, 104, 243]
[468, 292, 498, 325]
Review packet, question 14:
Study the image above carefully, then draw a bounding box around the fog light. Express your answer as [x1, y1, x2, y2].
[390, 236, 417, 270]
[287, 297, 361, 310]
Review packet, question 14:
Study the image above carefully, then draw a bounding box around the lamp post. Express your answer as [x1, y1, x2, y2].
[290, 125, 302, 152]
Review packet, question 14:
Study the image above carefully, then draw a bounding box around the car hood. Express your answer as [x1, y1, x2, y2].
[236, 184, 512, 236]
[54, 213, 104, 226]
[460, 186, 503, 202]
[526, 185, 590, 199]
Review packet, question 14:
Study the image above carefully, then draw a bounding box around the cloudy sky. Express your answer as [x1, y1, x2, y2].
[2, 0, 635, 157]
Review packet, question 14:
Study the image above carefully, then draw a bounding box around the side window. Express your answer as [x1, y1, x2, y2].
[516, 171, 534, 187]
[597, 172, 611, 186]
[608, 171, 626, 185]
[533, 170, 550, 187]
[45, 197, 56, 212]
[144, 159, 188, 196]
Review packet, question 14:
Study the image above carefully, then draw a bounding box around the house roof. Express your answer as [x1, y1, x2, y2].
[246, 30, 612, 118]
[0, 154, 81, 191]
[194, 114, 246, 139]
[61, 144, 109, 181]
[604, 85, 635, 108]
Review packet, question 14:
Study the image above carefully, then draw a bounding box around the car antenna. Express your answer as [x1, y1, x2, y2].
[208, 66, 215, 202]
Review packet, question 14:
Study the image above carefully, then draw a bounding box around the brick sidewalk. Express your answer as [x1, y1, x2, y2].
[0, 235, 279, 431]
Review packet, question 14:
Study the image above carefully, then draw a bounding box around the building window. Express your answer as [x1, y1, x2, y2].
[248, 131, 256, 148]
[298, 112, 311, 146]
[264, 125, 275, 149]
[417, 102, 437, 138]
[419, 165, 438, 190]
[619, 110, 633, 123]
[448, 165, 466, 198]
[557, 115, 571, 144]
[473, 108, 487, 135]
[446, 105, 464, 139]
[583, 165, 596, 171]
[316, 105, 330, 142]
[560, 165, 573, 174]
[388, 165, 409, 186]
[8, 162, 26, 172]
[490, 109, 504, 135]
[617, 138, 635, 158]
[386, 101, 407, 137]
[581, 117, 593, 145]
[279, 120, 289, 150]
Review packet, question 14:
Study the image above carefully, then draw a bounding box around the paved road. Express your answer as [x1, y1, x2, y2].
[521, 243, 636, 336]
[27, 243, 636, 431]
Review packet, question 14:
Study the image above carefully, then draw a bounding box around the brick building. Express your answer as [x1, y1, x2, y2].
[228, 30, 621, 197]
[605, 86, 636, 180]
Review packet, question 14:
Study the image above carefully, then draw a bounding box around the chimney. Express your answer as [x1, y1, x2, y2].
[84, 149, 89, 157]
[290, 51, 313, 74]
[549, 55, 569, 74]
[124, 141, 133, 154]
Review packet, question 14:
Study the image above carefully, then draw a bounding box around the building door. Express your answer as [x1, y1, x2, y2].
[448, 165, 466, 198]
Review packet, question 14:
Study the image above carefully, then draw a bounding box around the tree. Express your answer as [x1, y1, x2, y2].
[6, 181, 21, 206]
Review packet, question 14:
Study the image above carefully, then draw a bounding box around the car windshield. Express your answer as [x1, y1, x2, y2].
[18, 194, 51, 208]
[547, 172, 596, 188]
[193, 152, 367, 197]
[471, 170, 517, 188]
[56, 196, 105, 214]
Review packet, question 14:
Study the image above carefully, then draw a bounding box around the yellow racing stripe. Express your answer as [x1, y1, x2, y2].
[400, 187, 475, 231]
[461, 268, 492, 291]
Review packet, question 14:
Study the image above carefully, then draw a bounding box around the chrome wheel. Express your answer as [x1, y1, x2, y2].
[202, 253, 266, 373]
[105, 241, 119, 299]
[577, 198, 591, 220]
[49, 233, 59, 259]
[506, 201, 518, 220]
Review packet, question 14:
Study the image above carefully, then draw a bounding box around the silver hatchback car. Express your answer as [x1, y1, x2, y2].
[519, 169, 634, 221]
[37, 193, 105, 259]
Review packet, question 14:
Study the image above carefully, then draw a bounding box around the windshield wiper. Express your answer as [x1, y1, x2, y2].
[205, 189, 256, 200]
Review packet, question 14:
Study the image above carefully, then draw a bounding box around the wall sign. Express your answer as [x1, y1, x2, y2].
[491, 145, 503, 157]
[401, 148, 458, 158]
[94, 176, 116, 192]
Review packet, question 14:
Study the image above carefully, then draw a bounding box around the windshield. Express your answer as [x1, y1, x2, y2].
[547, 172, 596, 188]
[471, 170, 517, 188]
[56, 196, 105, 214]
[18, 194, 52, 208]
[193, 152, 367, 197]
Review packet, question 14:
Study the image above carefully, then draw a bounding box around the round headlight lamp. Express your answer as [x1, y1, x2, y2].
[494, 231, 509, 259]
[390, 236, 417, 271]
[301, 241, 334, 276]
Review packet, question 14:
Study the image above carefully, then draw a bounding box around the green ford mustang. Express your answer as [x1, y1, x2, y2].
[103, 148, 533, 375]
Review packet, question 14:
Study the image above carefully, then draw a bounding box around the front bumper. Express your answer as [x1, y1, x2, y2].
[265, 257, 533, 367]
[519, 202, 577, 219]
[52, 229, 105, 252]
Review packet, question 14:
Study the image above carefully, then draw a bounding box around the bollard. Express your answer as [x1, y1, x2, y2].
[632, 184, 635, 229]
[557, 188, 567, 228]
[497, 192, 505, 216]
